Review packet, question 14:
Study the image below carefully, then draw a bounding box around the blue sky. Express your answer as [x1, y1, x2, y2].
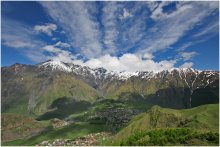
[1, 1, 219, 72]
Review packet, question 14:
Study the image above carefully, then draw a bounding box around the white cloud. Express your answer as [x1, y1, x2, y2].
[54, 41, 71, 48]
[34, 23, 57, 36]
[102, 2, 120, 55]
[52, 37, 58, 41]
[80, 54, 176, 72]
[2, 19, 41, 49]
[42, 43, 76, 62]
[180, 62, 194, 68]
[119, 8, 133, 20]
[40, 2, 103, 58]
[2, 18, 47, 62]
[39, 1, 218, 63]
[39, 2, 148, 57]
[137, 1, 218, 55]
[25, 50, 47, 62]
[180, 51, 198, 61]
[150, 1, 172, 20]
[3, 1, 218, 71]
[119, 2, 148, 53]
[2, 40, 35, 48]
[143, 53, 154, 59]
[177, 19, 218, 51]
[193, 20, 218, 37]
[146, 1, 159, 12]
[42, 45, 60, 53]
[48, 50, 75, 63]
[177, 42, 194, 51]
[2, 18, 72, 63]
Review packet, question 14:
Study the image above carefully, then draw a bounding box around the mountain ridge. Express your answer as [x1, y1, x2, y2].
[1, 60, 219, 115]
[4, 60, 218, 80]
[38, 60, 218, 77]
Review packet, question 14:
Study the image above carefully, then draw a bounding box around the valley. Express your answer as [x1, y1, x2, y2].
[1, 60, 219, 146]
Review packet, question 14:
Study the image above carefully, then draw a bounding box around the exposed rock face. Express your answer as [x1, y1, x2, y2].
[51, 118, 69, 129]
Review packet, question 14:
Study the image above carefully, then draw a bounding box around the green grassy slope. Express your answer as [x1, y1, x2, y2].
[2, 104, 219, 146]
[33, 74, 98, 115]
[2, 122, 107, 146]
[110, 104, 219, 145]
[2, 98, 144, 146]
[1, 113, 46, 142]
[2, 71, 99, 116]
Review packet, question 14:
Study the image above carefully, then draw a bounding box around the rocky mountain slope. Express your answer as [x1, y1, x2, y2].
[2, 60, 219, 115]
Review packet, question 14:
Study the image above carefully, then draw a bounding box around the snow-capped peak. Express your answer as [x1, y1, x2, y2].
[38, 60, 217, 81]
[117, 71, 140, 80]
[39, 60, 72, 72]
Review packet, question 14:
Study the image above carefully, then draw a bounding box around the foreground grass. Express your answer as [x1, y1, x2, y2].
[120, 128, 219, 146]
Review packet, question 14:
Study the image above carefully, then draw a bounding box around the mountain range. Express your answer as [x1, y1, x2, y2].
[2, 60, 219, 116]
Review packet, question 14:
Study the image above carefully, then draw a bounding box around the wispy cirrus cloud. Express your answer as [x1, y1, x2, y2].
[40, 2, 149, 57]
[136, 1, 218, 56]
[39, 2, 218, 59]
[2, 1, 218, 71]
[119, 8, 133, 20]
[193, 20, 218, 38]
[149, 1, 172, 20]
[34, 23, 57, 36]
[2, 18, 41, 49]
[2, 18, 47, 62]
[40, 1, 103, 58]
[118, 2, 148, 53]
[101, 2, 120, 55]
[177, 42, 194, 51]
[2, 39, 35, 48]
[179, 51, 198, 61]
[54, 41, 71, 49]
[2, 17, 73, 62]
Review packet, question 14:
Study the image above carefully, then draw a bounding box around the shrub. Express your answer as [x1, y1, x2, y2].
[120, 128, 219, 146]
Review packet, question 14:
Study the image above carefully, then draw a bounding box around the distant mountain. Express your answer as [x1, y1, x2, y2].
[1, 60, 219, 115]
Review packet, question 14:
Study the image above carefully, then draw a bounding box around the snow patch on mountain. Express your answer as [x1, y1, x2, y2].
[38, 60, 218, 81]
[40, 60, 72, 72]
[117, 71, 140, 80]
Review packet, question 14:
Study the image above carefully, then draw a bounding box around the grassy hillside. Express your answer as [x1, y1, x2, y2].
[2, 104, 219, 146]
[110, 104, 219, 145]
[2, 98, 144, 146]
[32, 74, 98, 115]
[2, 122, 107, 146]
[2, 69, 99, 115]
[1, 113, 46, 142]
